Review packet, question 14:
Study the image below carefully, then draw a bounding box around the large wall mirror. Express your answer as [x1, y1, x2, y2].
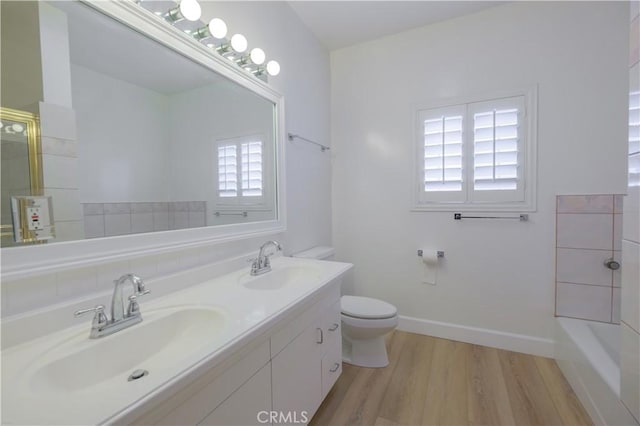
[1, 0, 285, 277]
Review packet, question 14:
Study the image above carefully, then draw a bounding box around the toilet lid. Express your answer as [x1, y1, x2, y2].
[341, 295, 397, 319]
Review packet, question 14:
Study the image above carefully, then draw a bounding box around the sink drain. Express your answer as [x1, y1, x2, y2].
[128, 369, 149, 381]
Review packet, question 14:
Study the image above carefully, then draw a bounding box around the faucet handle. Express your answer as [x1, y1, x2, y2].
[127, 295, 140, 317]
[136, 289, 151, 297]
[74, 305, 108, 328]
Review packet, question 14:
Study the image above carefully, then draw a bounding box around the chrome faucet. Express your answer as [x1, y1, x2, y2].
[74, 273, 150, 339]
[250, 240, 282, 276]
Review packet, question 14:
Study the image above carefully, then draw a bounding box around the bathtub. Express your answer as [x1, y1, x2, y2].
[555, 317, 638, 426]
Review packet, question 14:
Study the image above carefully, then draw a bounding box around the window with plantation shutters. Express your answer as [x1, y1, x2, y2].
[216, 135, 265, 205]
[414, 91, 536, 211]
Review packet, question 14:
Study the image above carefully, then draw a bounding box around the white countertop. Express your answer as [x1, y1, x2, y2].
[1, 257, 352, 425]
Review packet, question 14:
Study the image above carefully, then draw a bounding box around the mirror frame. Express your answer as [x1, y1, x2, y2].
[1, 0, 286, 280]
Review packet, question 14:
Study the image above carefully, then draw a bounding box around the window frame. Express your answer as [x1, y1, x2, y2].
[412, 87, 537, 212]
[214, 133, 269, 208]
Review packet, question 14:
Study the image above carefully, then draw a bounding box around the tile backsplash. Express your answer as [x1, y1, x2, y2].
[555, 194, 623, 323]
[83, 201, 206, 238]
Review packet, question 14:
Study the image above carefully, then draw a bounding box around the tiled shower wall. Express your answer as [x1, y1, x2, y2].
[555, 194, 623, 323]
[83, 201, 206, 238]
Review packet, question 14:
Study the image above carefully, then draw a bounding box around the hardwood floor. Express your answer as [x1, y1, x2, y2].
[310, 331, 592, 426]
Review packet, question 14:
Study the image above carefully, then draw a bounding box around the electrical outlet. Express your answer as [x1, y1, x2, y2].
[26, 207, 43, 230]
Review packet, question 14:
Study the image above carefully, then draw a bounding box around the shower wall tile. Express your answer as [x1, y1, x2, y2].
[556, 282, 612, 322]
[557, 213, 613, 250]
[614, 213, 623, 251]
[556, 248, 613, 286]
[621, 240, 640, 333]
[613, 287, 621, 324]
[555, 194, 622, 324]
[614, 251, 622, 288]
[80, 201, 206, 237]
[83, 215, 104, 239]
[83, 203, 103, 215]
[153, 212, 169, 231]
[104, 213, 131, 237]
[188, 212, 205, 228]
[614, 194, 624, 214]
[131, 202, 153, 213]
[170, 212, 189, 230]
[131, 213, 154, 234]
[104, 203, 130, 215]
[557, 195, 614, 213]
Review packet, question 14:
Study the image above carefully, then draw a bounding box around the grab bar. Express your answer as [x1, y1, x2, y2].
[215, 211, 248, 217]
[288, 133, 330, 152]
[454, 213, 529, 221]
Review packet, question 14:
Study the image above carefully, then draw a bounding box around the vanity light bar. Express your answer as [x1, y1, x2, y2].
[145, 0, 281, 80]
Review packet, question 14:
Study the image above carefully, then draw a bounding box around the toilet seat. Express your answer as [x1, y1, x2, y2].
[341, 295, 397, 319]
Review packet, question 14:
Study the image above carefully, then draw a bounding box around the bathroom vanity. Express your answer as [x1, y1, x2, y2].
[1, 257, 351, 425]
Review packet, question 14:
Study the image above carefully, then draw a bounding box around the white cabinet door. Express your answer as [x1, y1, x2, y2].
[199, 363, 272, 426]
[272, 317, 323, 423]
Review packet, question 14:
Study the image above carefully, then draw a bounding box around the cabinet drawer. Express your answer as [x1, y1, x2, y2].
[321, 353, 342, 399]
[322, 300, 341, 356]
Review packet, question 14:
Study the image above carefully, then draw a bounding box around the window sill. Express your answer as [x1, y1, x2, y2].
[411, 202, 536, 213]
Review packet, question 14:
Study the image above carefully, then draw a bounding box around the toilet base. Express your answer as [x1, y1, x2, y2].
[342, 335, 389, 368]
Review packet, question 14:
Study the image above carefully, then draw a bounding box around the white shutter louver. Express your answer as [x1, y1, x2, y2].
[241, 141, 263, 196]
[218, 145, 237, 197]
[473, 108, 519, 191]
[424, 115, 464, 192]
[415, 92, 534, 209]
[629, 91, 640, 187]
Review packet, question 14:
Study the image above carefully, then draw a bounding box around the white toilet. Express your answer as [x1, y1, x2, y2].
[341, 295, 398, 368]
[293, 246, 399, 368]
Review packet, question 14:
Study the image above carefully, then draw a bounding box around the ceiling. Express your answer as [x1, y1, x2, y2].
[288, 1, 504, 51]
[50, 1, 223, 95]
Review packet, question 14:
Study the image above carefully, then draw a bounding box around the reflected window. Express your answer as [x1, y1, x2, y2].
[217, 135, 264, 201]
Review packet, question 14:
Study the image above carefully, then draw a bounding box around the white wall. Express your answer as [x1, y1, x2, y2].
[72, 64, 171, 203]
[331, 1, 628, 353]
[199, 1, 332, 255]
[167, 81, 275, 225]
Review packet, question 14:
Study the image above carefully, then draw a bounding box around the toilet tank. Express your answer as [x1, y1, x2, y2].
[292, 246, 335, 261]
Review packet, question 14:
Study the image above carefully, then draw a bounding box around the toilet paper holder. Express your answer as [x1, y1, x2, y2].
[417, 250, 444, 258]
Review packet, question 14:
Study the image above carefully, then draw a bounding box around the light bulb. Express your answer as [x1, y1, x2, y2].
[179, 0, 201, 21]
[266, 60, 280, 76]
[249, 48, 265, 65]
[208, 18, 227, 39]
[11, 123, 24, 132]
[230, 34, 247, 53]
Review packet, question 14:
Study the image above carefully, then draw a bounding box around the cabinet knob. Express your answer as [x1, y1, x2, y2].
[328, 323, 339, 332]
[316, 328, 323, 344]
[330, 363, 340, 373]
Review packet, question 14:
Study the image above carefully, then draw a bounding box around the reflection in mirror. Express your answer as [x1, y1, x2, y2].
[0, 108, 42, 247]
[0, 1, 277, 248]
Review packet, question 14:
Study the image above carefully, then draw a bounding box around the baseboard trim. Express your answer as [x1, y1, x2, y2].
[397, 315, 554, 357]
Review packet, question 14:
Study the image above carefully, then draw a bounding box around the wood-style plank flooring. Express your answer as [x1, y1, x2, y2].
[310, 331, 592, 426]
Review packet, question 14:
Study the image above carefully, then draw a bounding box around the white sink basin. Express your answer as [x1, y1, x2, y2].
[26, 306, 227, 394]
[240, 265, 321, 290]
